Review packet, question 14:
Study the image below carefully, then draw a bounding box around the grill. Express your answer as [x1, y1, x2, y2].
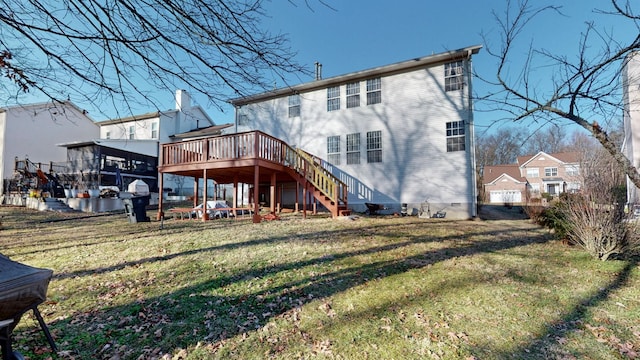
[0, 254, 56, 360]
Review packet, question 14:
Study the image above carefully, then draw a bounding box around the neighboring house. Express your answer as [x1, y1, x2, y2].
[483, 151, 581, 204]
[229, 45, 482, 219]
[0, 101, 99, 196]
[97, 90, 219, 193]
[622, 52, 640, 205]
[482, 164, 527, 204]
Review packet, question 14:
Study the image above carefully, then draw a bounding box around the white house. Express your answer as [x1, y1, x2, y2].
[0, 101, 99, 196]
[230, 45, 482, 219]
[97, 89, 219, 194]
[623, 52, 640, 205]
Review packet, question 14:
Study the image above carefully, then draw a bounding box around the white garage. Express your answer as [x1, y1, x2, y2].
[489, 190, 522, 204]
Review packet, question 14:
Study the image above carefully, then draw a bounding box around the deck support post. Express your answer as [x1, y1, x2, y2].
[193, 178, 198, 208]
[202, 169, 208, 221]
[232, 175, 238, 217]
[295, 182, 299, 213]
[157, 173, 164, 220]
[270, 172, 276, 214]
[253, 165, 261, 223]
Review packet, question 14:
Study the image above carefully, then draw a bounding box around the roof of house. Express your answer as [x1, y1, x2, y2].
[170, 123, 234, 140]
[97, 105, 215, 127]
[97, 110, 169, 125]
[0, 100, 95, 121]
[56, 139, 158, 157]
[483, 164, 525, 184]
[517, 151, 579, 166]
[229, 44, 483, 106]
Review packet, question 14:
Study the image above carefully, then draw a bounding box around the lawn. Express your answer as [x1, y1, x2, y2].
[1, 205, 639, 359]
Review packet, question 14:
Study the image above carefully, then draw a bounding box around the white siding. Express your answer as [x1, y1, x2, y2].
[624, 52, 640, 204]
[0, 103, 99, 193]
[238, 60, 476, 218]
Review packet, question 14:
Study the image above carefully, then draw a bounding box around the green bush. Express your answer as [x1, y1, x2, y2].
[536, 200, 571, 240]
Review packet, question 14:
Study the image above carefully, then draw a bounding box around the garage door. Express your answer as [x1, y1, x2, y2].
[489, 190, 522, 204]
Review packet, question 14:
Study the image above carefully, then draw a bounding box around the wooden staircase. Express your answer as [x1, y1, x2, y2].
[283, 147, 350, 217]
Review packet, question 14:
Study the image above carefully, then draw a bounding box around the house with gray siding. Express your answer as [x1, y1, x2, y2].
[229, 45, 482, 219]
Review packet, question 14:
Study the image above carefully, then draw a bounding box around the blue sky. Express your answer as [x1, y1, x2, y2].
[7, 0, 639, 136]
[195, 0, 637, 135]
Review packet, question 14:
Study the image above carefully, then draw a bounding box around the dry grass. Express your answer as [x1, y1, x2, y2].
[1, 205, 639, 359]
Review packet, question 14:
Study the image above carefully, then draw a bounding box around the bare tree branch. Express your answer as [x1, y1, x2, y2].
[0, 0, 319, 118]
[480, 0, 640, 191]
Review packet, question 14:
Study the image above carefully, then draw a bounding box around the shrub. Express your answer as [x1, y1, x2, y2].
[535, 200, 571, 240]
[541, 193, 640, 261]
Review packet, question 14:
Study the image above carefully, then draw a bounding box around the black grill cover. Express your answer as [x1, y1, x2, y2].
[0, 254, 53, 333]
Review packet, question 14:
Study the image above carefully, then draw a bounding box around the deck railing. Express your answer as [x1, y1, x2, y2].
[161, 131, 348, 205]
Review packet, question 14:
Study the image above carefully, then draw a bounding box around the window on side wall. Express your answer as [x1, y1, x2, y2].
[327, 135, 340, 165]
[346, 82, 360, 108]
[366, 130, 382, 163]
[366, 78, 381, 105]
[526, 168, 539, 178]
[346, 133, 360, 164]
[445, 60, 464, 92]
[151, 122, 158, 139]
[327, 86, 340, 112]
[105, 131, 110, 139]
[128, 125, 135, 140]
[566, 165, 580, 176]
[238, 114, 249, 126]
[445, 121, 465, 152]
[288, 94, 301, 118]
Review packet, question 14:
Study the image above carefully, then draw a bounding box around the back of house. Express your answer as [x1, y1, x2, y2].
[230, 45, 482, 219]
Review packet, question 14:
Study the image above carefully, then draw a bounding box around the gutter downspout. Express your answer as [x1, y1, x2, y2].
[466, 49, 478, 218]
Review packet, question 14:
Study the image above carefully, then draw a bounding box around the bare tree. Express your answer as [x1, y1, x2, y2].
[476, 127, 528, 168]
[0, 0, 314, 118]
[481, 0, 640, 190]
[521, 125, 569, 155]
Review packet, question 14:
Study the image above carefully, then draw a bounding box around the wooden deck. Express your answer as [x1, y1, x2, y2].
[157, 131, 349, 222]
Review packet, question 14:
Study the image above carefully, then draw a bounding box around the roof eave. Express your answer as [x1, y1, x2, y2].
[229, 44, 482, 106]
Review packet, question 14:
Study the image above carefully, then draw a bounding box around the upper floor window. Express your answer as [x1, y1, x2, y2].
[327, 135, 340, 165]
[346, 132, 360, 164]
[366, 130, 382, 163]
[566, 165, 580, 176]
[346, 82, 360, 108]
[128, 125, 135, 140]
[545, 167, 558, 177]
[446, 121, 465, 152]
[327, 86, 340, 112]
[526, 168, 539, 178]
[288, 94, 300, 118]
[366, 78, 382, 105]
[151, 122, 158, 139]
[105, 131, 111, 139]
[445, 60, 464, 92]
